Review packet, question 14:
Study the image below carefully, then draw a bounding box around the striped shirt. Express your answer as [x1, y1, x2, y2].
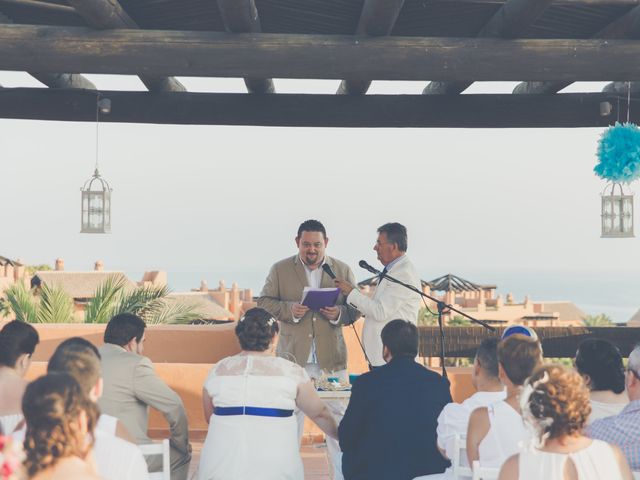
[587, 399, 640, 470]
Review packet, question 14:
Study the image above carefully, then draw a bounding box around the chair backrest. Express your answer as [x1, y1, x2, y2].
[633, 471, 640, 480]
[139, 439, 170, 480]
[452, 433, 473, 479]
[471, 460, 500, 480]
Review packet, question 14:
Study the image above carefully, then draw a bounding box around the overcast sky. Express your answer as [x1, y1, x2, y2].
[2, 72, 639, 315]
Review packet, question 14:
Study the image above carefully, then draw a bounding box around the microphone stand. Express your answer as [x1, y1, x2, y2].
[374, 269, 494, 379]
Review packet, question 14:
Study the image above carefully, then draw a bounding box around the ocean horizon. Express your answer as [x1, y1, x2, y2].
[126, 267, 640, 324]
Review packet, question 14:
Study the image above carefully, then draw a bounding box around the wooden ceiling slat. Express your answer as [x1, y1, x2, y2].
[217, 0, 275, 94]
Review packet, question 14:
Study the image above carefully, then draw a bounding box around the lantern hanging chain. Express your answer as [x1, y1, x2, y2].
[95, 94, 100, 173]
[627, 81, 631, 124]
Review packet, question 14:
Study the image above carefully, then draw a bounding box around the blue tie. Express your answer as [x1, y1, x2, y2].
[378, 267, 388, 284]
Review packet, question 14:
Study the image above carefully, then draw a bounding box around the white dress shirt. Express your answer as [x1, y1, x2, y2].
[436, 390, 506, 460]
[95, 414, 150, 480]
[346, 254, 421, 366]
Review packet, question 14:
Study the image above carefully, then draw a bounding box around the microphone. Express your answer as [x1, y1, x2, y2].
[321, 263, 336, 279]
[359, 260, 381, 275]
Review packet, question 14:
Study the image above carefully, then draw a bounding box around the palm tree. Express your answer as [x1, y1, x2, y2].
[85, 276, 202, 324]
[583, 313, 615, 327]
[5, 282, 74, 323]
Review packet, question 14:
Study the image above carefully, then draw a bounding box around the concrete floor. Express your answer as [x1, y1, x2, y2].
[187, 440, 331, 480]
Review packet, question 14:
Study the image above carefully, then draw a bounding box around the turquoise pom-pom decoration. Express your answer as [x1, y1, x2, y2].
[595, 122, 640, 183]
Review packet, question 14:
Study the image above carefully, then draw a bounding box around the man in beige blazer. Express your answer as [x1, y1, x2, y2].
[98, 313, 191, 480]
[258, 219, 361, 376]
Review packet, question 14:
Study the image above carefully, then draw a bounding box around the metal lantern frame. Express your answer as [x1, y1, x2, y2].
[81, 168, 112, 234]
[601, 182, 634, 238]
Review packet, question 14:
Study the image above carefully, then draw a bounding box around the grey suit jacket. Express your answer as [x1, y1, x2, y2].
[98, 344, 190, 458]
[257, 255, 361, 372]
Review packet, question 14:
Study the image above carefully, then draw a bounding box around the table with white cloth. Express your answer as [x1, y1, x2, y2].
[317, 390, 351, 480]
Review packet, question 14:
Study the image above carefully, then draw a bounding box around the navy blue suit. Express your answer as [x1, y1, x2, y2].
[339, 356, 452, 480]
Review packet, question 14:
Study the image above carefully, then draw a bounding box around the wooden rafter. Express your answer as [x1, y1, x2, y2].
[4, 26, 640, 82]
[216, 0, 274, 94]
[514, 6, 640, 94]
[66, 0, 185, 93]
[336, 0, 405, 95]
[0, 88, 629, 128]
[0, 11, 95, 89]
[423, 0, 552, 95]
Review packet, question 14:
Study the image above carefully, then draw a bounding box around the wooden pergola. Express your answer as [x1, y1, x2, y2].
[3, 0, 640, 127]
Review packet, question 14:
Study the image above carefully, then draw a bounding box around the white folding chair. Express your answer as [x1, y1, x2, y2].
[451, 433, 473, 480]
[632, 472, 640, 480]
[139, 439, 170, 480]
[471, 460, 499, 480]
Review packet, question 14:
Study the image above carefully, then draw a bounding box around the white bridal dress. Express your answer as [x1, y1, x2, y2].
[197, 353, 310, 480]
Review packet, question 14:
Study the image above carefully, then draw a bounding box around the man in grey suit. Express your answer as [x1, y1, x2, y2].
[258, 219, 361, 378]
[98, 313, 191, 480]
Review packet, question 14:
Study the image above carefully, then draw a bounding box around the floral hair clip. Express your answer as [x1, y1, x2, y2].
[267, 317, 276, 326]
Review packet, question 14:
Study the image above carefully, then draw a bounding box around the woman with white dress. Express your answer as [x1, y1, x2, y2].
[467, 334, 543, 468]
[198, 307, 338, 480]
[0, 320, 39, 434]
[498, 364, 633, 480]
[575, 339, 628, 423]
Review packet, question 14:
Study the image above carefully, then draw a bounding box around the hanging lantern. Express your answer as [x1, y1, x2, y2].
[80, 168, 112, 234]
[80, 96, 112, 234]
[601, 183, 634, 238]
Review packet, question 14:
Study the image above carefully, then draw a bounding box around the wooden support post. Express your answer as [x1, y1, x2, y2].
[66, 0, 185, 93]
[216, 0, 274, 94]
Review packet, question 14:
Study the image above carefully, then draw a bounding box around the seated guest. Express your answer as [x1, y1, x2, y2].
[588, 344, 640, 471]
[198, 307, 337, 480]
[575, 338, 628, 422]
[0, 320, 39, 433]
[467, 334, 542, 468]
[98, 313, 191, 480]
[22, 373, 102, 480]
[47, 337, 149, 480]
[498, 365, 633, 480]
[339, 319, 451, 480]
[436, 338, 505, 472]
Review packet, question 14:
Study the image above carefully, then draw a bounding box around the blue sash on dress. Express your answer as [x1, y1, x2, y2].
[213, 406, 294, 417]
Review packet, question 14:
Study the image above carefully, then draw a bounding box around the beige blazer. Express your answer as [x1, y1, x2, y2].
[258, 255, 361, 372]
[98, 344, 191, 478]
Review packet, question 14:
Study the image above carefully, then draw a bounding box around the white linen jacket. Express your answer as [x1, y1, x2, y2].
[346, 255, 421, 366]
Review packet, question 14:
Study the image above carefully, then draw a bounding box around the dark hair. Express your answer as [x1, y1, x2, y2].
[377, 222, 408, 252]
[381, 319, 418, 357]
[476, 337, 500, 379]
[48, 338, 101, 395]
[498, 334, 542, 386]
[297, 219, 326, 239]
[524, 365, 590, 442]
[23, 373, 98, 477]
[575, 338, 625, 394]
[235, 308, 279, 351]
[0, 320, 39, 367]
[54, 337, 101, 359]
[104, 313, 146, 346]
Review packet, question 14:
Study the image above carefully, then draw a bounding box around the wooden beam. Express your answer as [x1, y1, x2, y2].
[336, 0, 405, 95]
[0, 12, 95, 89]
[423, 0, 552, 95]
[5, 26, 640, 82]
[216, 0, 274, 94]
[0, 88, 629, 128]
[514, 6, 640, 94]
[65, 0, 185, 93]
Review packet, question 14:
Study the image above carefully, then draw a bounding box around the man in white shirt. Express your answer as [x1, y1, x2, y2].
[47, 337, 149, 480]
[335, 222, 421, 367]
[435, 337, 505, 478]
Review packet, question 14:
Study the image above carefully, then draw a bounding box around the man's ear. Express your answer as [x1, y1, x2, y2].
[124, 337, 137, 352]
